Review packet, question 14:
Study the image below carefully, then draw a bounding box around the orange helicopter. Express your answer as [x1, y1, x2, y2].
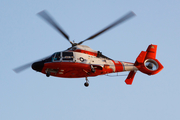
[14, 10, 163, 87]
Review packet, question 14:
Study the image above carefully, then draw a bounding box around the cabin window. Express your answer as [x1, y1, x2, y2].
[62, 52, 73, 61]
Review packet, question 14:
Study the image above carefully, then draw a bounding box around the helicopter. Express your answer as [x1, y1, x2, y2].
[14, 10, 164, 87]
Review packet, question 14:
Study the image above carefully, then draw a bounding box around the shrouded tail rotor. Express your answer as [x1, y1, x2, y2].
[125, 44, 164, 85]
[135, 44, 164, 75]
[144, 59, 158, 71]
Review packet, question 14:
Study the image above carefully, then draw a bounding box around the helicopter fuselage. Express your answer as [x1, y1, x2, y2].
[14, 11, 163, 87]
[32, 45, 137, 78]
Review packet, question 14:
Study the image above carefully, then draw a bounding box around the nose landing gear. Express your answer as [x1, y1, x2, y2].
[46, 71, 51, 77]
[84, 77, 89, 87]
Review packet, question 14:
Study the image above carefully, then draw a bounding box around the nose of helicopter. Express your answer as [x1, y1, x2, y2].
[31, 61, 44, 72]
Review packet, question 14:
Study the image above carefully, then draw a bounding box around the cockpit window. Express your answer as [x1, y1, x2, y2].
[51, 52, 61, 62]
[44, 52, 74, 62]
[62, 52, 73, 61]
[54, 52, 61, 61]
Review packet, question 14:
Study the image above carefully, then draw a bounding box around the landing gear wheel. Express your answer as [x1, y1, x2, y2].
[46, 71, 50, 77]
[84, 77, 89, 87]
[84, 82, 89, 87]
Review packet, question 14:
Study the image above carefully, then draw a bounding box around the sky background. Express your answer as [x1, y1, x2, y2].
[0, 0, 180, 120]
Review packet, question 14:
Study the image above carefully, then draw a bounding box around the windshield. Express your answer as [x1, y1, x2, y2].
[44, 52, 74, 62]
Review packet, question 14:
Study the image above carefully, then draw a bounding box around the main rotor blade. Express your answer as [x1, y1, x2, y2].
[13, 55, 51, 73]
[78, 11, 136, 45]
[13, 62, 34, 73]
[38, 10, 73, 45]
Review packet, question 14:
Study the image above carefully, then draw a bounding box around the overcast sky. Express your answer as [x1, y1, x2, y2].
[0, 0, 180, 120]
